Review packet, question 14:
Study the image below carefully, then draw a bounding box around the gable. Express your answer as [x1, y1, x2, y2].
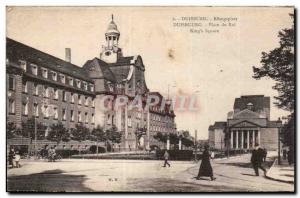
[231, 120, 262, 128]
[233, 109, 260, 119]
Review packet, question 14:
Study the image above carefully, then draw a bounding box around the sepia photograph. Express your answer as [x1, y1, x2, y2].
[5, 6, 295, 192]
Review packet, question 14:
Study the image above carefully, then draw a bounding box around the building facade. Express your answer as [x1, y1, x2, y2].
[6, 16, 177, 151]
[208, 122, 226, 150]
[208, 95, 280, 151]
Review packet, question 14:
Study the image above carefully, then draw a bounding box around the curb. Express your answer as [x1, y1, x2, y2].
[265, 159, 294, 184]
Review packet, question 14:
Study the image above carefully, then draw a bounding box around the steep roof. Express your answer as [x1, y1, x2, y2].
[82, 58, 116, 82]
[234, 95, 270, 111]
[209, 121, 227, 130]
[108, 56, 135, 67]
[6, 37, 92, 82]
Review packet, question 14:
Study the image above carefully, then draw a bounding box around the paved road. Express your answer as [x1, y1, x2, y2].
[7, 154, 294, 192]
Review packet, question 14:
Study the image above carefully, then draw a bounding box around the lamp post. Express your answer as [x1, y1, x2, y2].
[277, 117, 282, 165]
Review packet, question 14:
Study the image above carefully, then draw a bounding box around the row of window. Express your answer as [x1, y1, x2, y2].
[150, 125, 175, 132]
[8, 99, 95, 124]
[19, 81, 95, 107]
[151, 114, 173, 122]
[19, 60, 95, 92]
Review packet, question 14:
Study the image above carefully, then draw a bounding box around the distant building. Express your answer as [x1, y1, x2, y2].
[208, 95, 280, 151]
[208, 122, 226, 150]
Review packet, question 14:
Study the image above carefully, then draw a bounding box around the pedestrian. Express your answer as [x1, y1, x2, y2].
[48, 146, 56, 162]
[8, 148, 15, 168]
[14, 151, 21, 168]
[283, 149, 287, 160]
[163, 150, 171, 167]
[263, 148, 267, 162]
[251, 143, 266, 176]
[196, 145, 216, 181]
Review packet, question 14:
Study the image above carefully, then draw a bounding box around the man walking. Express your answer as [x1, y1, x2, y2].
[251, 143, 266, 176]
[163, 150, 171, 167]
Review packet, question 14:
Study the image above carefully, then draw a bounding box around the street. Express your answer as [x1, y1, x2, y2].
[7, 154, 294, 192]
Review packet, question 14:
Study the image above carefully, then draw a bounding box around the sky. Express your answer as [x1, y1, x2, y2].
[6, 6, 294, 139]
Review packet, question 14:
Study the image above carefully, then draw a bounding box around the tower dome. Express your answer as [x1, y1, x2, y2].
[105, 15, 120, 36]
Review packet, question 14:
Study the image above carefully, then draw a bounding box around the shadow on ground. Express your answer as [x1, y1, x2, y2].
[218, 160, 274, 169]
[7, 169, 93, 192]
[126, 178, 248, 192]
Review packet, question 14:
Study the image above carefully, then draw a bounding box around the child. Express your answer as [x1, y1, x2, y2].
[14, 151, 21, 168]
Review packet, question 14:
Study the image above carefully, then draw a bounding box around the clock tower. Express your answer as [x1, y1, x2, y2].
[100, 15, 122, 63]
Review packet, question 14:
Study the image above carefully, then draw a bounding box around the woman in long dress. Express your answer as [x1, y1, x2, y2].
[196, 145, 216, 181]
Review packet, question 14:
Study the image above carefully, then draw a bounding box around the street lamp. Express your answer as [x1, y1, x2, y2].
[277, 117, 282, 165]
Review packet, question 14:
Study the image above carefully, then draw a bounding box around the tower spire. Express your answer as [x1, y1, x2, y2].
[112, 14, 114, 21]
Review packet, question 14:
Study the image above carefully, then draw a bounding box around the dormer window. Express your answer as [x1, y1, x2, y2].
[83, 82, 88, 90]
[69, 77, 73, 86]
[30, 64, 38, 75]
[20, 60, 27, 71]
[42, 68, 48, 78]
[52, 71, 57, 81]
[90, 84, 94, 92]
[60, 74, 65, 84]
[247, 102, 254, 111]
[76, 79, 81, 88]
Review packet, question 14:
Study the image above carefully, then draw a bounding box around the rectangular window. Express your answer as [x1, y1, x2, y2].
[52, 71, 57, 81]
[44, 85, 49, 98]
[8, 76, 15, 91]
[92, 113, 95, 124]
[23, 102, 28, 116]
[30, 64, 38, 75]
[8, 100, 15, 114]
[78, 111, 81, 122]
[70, 110, 74, 122]
[85, 96, 88, 106]
[42, 68, 48, 78]
[53, 107, 58, 120]
[78, 95, 82, 105]
[43, 105, 48, 118]
[33, 103, 39, 117]
[63, 91, 67, 102]
[60, 74, 65, 84]
[128, 116, 132, 127]
[23, 81, 28, 93]
[92, 98, 95, 107]
[34, 83, 39, 95]
[85, 112, 88, 123]
[62, 109, 66, 121]
[54, 88, 59, 100]
[71, 93, 75, 103]
[20, 60, 27, 71]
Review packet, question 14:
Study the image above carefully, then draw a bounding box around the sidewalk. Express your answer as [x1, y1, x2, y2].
[266, 158, 294, 184]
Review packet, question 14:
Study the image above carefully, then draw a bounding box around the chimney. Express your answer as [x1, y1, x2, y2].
[65, 48, 71, 63]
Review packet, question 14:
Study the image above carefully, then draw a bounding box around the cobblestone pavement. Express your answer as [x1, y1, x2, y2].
[7, 154, 294, 192]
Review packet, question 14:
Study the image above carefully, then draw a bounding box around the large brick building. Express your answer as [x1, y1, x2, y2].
[6, 16, 176, 150]
[208, 95, 281, 151]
